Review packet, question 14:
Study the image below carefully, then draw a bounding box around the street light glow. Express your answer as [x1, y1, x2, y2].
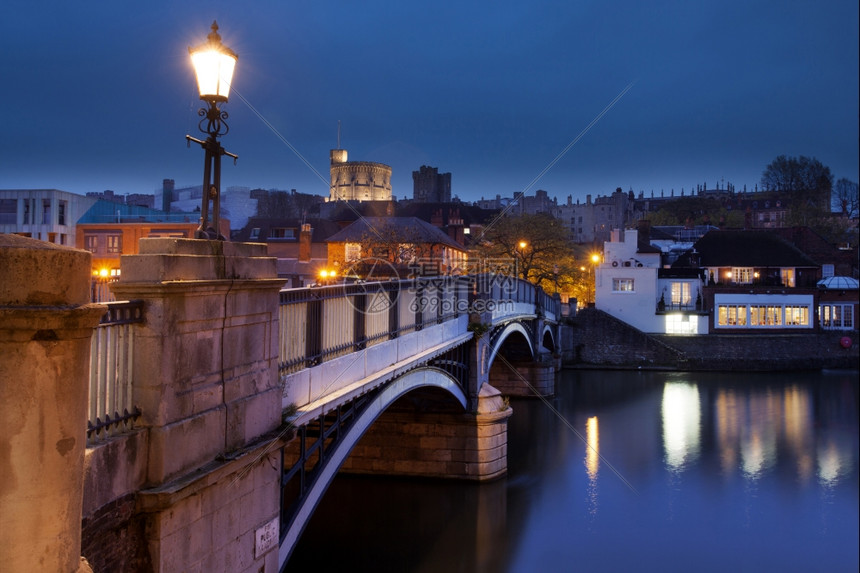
[189, 22, 237, 102]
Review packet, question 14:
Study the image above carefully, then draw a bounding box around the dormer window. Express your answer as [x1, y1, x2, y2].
[270, 228, 296, 239]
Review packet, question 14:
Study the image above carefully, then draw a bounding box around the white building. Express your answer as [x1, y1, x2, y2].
[0, 189, 96, 246]
[594, 228, 708, 334]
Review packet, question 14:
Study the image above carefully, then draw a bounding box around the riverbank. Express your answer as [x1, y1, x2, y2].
[562, 308, 859, 371]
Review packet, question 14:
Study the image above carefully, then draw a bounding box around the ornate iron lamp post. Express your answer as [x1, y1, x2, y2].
[186, 21, 238, 240]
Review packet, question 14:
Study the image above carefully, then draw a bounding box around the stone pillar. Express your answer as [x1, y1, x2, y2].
[0, 235, 105, 573]
[337, 384, 512, 481]
[110, 238, 286, 571]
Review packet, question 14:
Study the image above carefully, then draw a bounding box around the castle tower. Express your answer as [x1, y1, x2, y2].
[328, 148, 392, 202]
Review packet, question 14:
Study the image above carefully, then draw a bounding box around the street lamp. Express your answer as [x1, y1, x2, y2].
[589, 252, 600, 306]
[517, 240, 527, 279]
[187, 21, 238, 240]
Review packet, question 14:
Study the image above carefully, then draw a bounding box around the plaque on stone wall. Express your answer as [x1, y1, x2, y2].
[255, 517, 279, 558]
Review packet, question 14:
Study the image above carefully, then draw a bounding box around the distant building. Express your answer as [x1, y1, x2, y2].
[0, 188, 96, 247]
[76, 201, 208, 299]
[412, 165, 451, 203]
[552, 188, 635, 244]
[328, 148, 392, 202]
[325, 216, 467, 277]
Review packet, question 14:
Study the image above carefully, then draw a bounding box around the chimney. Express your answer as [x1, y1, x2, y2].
[299, 223, 312, 262]
[162, 179, 175, 212]
[637, 218, 651, 243]
[431, 209, 443, 227]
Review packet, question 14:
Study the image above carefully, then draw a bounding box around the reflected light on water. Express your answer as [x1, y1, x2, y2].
[585, 416, 599, 517]
[740, 392, 779, 480]
[783, 385, 814, 483]
[716, 389, 741, 474]
[661, 382, 701, 472]
[585, 416, 599, 479]
[817, 440, 847, 487]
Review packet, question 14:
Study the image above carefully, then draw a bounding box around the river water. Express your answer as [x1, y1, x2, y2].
[286, 369, 859, 572]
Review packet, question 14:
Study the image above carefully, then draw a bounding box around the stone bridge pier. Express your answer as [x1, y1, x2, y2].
[90, 238, 287, 572]
[0, 235, 105, 573]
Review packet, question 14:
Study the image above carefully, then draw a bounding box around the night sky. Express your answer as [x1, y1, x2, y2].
[1, 0, 857, 204]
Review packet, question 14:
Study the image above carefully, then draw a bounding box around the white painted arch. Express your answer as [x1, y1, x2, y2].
[279, 367, 467, 569]
[487, 322, 535, 372]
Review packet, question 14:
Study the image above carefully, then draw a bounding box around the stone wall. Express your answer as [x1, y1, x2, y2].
[565, 308, 859, 371]
[564, 308, 686, 368]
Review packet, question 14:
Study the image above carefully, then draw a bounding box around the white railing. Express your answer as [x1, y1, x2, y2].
[87, 300, 143, 444]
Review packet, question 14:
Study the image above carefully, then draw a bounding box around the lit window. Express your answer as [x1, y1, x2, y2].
[85, 235, 99, 253]
[612, 278, 634, 292]
[785, 305, 809, 326]
[820, 304, 854, 329]
[718, 305, 747, 326]
[671, 282, 692, 306]
[780, 269, 795, 287]
[106, 234, 122, 254]
[731, 267, 753, 284]
[345, 243, 361, 262]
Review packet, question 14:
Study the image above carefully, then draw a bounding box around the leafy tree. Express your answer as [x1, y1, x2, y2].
[474, 213, 576, 291]
[761, 155, 833, 222]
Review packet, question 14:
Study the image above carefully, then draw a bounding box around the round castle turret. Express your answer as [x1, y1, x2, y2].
[329, 148, 392, 202]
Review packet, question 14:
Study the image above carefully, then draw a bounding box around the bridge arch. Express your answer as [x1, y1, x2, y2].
[540, 324, 556, 354]
[280, 367, 467, 568]
[487, 322, 535, 373]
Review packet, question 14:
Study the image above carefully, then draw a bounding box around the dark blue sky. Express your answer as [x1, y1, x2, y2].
[2, 1, 857, 204]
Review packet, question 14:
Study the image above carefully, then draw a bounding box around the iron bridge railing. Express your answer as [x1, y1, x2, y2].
[87, 300, 144, 444]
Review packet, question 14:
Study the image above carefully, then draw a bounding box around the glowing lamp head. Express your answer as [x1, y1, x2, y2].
[99, 268, 109, 278]
[518, 241, 527, 250]
[591, 253, 600, 263]
[189, 21, 237, 103]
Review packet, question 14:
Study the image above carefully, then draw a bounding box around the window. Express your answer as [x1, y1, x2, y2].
[345, 243, 361, 262]
[23, 200, 32, 224]
[270, 227, 296, 239]
[249, 228, 260, 240]
[0, 199, 15, 224]
[106, 234, 122, 254]
[42, 199, 51, 224]
[612, 278, 634, 292]
[731, 267, 754, 284]
[784, 306, 809, 326]
[671, 282, 692, 306]
[58, 201, 67, 225]
[750, 305, 782, 326]
[780, 269, 795, 287]
[821, 264, 834, 278]
[820, 304, 854, 329]
[718, 305, 747, 326]
[718, 303, 811, 329]
[84, 235, 99, 253]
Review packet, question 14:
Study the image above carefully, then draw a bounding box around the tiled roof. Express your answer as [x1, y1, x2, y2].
[325, 217, 464, 251]
[689, 230, 818, 267]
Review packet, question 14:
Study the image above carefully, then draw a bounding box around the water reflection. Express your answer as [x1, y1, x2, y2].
[288, 370, 859, 573]
[661, 382, 701, 472]
[584, 416, 599, 516]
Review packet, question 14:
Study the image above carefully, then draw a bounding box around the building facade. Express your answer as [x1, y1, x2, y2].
[328, 148, 393, 202]
[412, 165, 451, 203]
[0, 188, 97, 246]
